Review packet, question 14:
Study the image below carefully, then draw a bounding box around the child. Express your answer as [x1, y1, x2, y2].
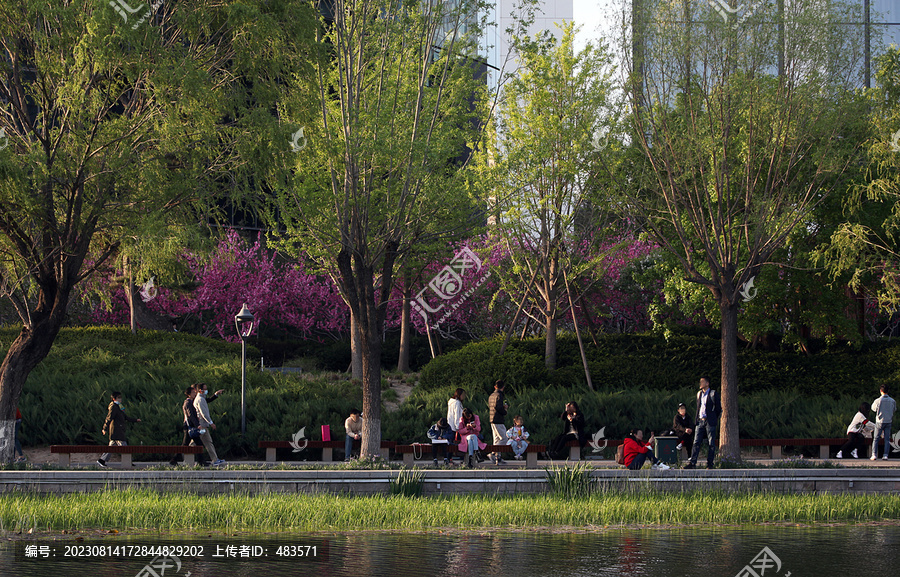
[97, 392, 141, 468]
[427, 417, 454, 465]
[506, 415, 530, 460]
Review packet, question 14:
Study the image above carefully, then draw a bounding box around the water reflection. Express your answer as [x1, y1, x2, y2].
[4, 524, 899, 576]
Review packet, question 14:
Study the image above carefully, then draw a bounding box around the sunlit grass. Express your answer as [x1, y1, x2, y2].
[1, 489, 899, 533]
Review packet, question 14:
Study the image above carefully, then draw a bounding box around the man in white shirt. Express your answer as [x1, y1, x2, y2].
[194, 383, 226, 466]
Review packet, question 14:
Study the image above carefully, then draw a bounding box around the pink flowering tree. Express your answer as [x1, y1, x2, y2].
[82, 231, 348, 341]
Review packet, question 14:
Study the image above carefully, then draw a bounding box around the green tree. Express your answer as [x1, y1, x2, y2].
[618, 0, 867, 460]
[486, 22, 618, 369]
[0, 0, 313, 461]
[271, 0, 491, 457]
[821, 47, 900, 310]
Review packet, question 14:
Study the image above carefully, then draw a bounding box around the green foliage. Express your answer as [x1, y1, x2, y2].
[389, 468, 425, 497]
[2, 490, 900, 532]
[4, 327, 363, 458]
[544, 463, 595, 498]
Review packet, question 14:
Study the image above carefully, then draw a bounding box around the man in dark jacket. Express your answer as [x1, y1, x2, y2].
[684, 377, 721, 469]
[673, 402, 694, 455]
[97, 391, 141, 468]
[488, 380, 508, 465]
[170, 384, 224, 466]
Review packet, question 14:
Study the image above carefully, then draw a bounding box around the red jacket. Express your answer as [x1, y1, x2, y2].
[623, 437, 652, 468]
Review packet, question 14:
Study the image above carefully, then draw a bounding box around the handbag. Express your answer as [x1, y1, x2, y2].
[188, 427, 202, 440]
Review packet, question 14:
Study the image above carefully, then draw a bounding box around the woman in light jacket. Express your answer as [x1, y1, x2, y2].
[457, 407, 486, 468]
[447, 388, 465, 432]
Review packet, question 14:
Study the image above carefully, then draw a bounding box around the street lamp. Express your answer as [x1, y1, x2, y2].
[235, 303, 255, 436]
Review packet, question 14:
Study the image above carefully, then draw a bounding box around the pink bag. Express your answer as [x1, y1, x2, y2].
[321, 425, 331, 442]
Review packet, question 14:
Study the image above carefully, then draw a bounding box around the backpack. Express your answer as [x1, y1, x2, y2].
[615, 443, 625, 465]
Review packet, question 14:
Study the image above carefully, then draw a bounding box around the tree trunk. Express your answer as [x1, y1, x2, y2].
[359, 299, 383, 460]
[123, 283, 173, 332]
[719, 298, 741, 462]
[125, 256, 137, 335]
[545, 314, 557, 369]
[397, 281, 412, 373]
[350, 312, 363, 380]
[0, 291, 70, 462]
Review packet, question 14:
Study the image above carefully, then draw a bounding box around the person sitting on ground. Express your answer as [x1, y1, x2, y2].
[427, 417, 454, 466]
[623, 428, 670, 470]
[548, 402, 587, 459]
[344, 408, 363, 461]
[506, 415, 530, 460]
[673, 402, 694, 455]
[837, 402, 874, 459]
[457, 408, 487, 468]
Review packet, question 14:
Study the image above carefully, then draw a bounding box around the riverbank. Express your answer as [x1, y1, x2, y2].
[2, 489, 900, 532]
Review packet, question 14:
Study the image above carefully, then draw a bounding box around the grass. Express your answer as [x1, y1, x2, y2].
[545, 463, 596, 498]
[1, 489, 899, 532]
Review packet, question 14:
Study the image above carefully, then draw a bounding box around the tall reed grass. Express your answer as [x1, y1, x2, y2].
[1, 489, 899, 532]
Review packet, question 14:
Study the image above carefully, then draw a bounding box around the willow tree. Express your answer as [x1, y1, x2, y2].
[619, 0, 867, 460]
[273, 0, 490, 457]
[0, 0, 312, 461]
[822, 47, 900, 309]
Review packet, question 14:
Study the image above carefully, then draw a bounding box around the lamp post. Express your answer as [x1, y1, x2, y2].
[235, 303, 255, 436]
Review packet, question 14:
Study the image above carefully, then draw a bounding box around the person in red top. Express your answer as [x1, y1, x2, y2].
[623, 428, 670, 470]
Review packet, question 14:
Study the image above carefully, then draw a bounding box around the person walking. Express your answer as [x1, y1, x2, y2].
[193, 383, 226, 466]
[871, 385, 896, 461]
[488, 380, 508, 465]
[837, 402, 873, 459]
[170, 385, 223, 466]
[97, 392, 141, 468]
[684, 377, 720, 470]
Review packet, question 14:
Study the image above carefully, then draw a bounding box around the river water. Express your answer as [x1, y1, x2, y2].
[3, 524, 898, 576]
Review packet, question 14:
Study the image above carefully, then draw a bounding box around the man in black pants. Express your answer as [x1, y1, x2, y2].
[673, 402, 694, 456]
[683, 377, 720, 469]
[170, 384, 223, 466]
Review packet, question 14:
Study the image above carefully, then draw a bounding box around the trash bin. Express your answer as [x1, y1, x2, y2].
[654, 436, 680, 464]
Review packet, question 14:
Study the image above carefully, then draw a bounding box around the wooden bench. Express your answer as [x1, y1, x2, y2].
[258, 440, 395, 462]
[50, 445, 204, 468]
[564, 439, 624, 461]
[396, 443, 547, 468]
[738, 438, 872, 459]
